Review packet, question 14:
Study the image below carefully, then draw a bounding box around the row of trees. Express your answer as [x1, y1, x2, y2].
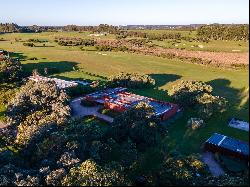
[55, 38, 96, 46]
[197, 24, 249, 41]
[61, 24, 119, 34]
[0, 23, 20, 33]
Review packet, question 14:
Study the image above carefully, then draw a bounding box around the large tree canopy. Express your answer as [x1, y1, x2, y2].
[6, 80, 71, 146]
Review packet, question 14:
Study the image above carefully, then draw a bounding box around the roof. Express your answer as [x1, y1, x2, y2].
[85, 87, 127, 100]
[29, 75, 78, 89]
[107, 92, 174, 116]
[206, 133, 249, 157]
[228, 118, 249, 131]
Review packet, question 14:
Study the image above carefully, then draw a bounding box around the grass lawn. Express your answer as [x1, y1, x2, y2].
[0, 32, 248, 155]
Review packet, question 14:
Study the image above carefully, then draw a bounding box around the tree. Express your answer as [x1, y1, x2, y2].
[169, 80, 227, 119]
[110, 102, 165, 148]
[62, 159, 129, 186]
[0, 58, 22, 83]
[108, 72, 155, 88]
[157, 154, 207, 186]
[6, 80, 71, 146]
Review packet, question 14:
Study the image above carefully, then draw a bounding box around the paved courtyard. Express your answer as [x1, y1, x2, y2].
[70, 97, 114, 123]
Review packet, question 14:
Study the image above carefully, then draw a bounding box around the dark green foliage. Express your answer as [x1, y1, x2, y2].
[108, 72, 155, 88]
[0, 23, 20, 33]
[157, 154, 208, 186]
[62, 159, 129, 186]
[27, 38, 48, 43]
[56, 37, 96, 46]
[23, 42, 35, 47]
[169, 80, 227, 118]
[109, 102, 165, 148]
[0, 58, 22, 83]
[6, 80, 71, 147]
[197, 24, 249, 41]
[66, 84, 94, 97]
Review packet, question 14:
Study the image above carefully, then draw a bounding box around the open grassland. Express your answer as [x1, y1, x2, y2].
[0, 32, 248, 155]
[126, 29, 249, 53]
[1, 31, 248, 53]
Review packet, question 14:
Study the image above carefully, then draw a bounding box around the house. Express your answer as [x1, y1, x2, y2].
[204, 133, 249, 160]
[84, 87, 180, 120]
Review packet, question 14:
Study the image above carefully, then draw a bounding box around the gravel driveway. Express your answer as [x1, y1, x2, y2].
[202, 151, 225, 177]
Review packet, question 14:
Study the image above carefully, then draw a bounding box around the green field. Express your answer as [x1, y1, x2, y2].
[0, 32, 248, 155]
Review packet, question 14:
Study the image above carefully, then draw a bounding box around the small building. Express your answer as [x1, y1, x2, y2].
[204, 133, 249, 160]
[84, 87, 180, 120]
[228, 118, 249, 132]
[29, 75, 82, 89]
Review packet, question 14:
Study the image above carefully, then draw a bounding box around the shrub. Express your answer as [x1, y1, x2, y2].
[108, 72, 155, 88]
[0, 58, 22, 83]
[23, 42, 35, 47]
[6, 80, 71, 147]
[67, 84, 94, 98]
[195, 93, 228, 118]
[169, 80, 213, 107]
[110, 102, 165, 148]
[169, 80, 227, 118]
[62, 159, 128, 186]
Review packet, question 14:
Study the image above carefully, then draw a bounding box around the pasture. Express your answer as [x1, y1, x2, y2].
[0, 32, 248, 155]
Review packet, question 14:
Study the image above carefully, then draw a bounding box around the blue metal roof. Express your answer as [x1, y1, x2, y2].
[206, 133, 249, 157]
[205, 133, 225, 145]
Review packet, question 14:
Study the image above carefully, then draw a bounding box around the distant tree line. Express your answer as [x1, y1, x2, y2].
[197, 24, 249, 41]
[0, 23, 21, 33]
[62, 24, 119, 34]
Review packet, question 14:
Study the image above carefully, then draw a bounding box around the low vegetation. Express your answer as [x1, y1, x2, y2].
[169, 80, 228, 119]
[0, 58, 22, 83]
[108, 72, 155, 88]
[197, 24, 249, 41]
[5, 80, 71, 147]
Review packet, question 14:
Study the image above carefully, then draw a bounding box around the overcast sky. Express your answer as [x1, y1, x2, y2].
[0, 0, 249, 26]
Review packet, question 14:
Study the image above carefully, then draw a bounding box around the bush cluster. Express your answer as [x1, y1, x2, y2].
[169, 80, 227, 118]
[23, 42, 35, 47]
[0, 58, 22, 83]
[108, 72, 155, 88]
[56, 38, 96, 46]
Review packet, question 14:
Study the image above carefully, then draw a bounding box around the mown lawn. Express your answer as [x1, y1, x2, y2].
[0, 32, 248, 155]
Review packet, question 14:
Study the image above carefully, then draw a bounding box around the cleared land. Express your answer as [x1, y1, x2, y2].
[0, 32, 248, 155]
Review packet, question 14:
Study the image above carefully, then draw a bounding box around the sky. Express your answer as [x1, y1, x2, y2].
[0, 0, 249, 26]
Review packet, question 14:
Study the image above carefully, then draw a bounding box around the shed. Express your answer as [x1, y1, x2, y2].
[204, 133, 249, 160]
